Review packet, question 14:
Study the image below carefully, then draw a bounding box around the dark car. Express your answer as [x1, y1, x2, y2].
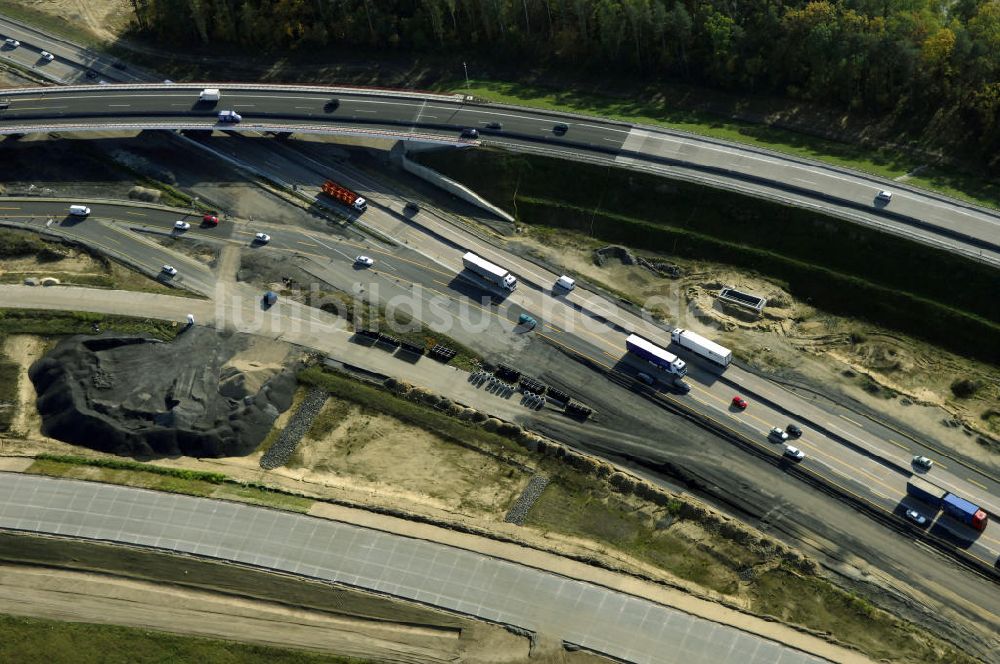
[553, 122, 569, 135]
[672, 378, 691, 394]
[404, 201, 420, 213]
[460, 128, 480, 139]
[485, 121, 503, 130]
[85, 70, 98, 79]
[786, 424, 803, 438]
[112, 61, 126, 70]
[324, 99, 340, 112]
[636, 372, 655, 386]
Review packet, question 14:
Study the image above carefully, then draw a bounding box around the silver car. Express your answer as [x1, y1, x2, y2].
[783, 445, 805, 461]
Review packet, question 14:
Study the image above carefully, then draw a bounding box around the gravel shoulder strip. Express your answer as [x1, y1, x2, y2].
[504, 474, 550, 525]
[259, 388, 327, 470]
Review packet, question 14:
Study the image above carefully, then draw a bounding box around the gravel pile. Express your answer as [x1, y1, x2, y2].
[260, 387, 328, 470]
[504, 474, 550, 525]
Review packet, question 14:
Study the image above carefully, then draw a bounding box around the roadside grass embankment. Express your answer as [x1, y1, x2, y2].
[0, 309, 178, 340]
[17, 365, 977, 664]
[0, 228, 196, 296]
[0, 613, 368, 664]
[450, 79, 1000, 211]
[28, 455, 313, 513]
[415, 149, 1000, 365]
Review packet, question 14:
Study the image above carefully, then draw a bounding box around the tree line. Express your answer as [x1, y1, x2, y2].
[136, 1, 1000, 167]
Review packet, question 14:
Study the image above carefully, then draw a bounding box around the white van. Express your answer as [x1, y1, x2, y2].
[199, 88, 220, 101]
[556, 275, 576, 291]
[68, 205, 91, 216]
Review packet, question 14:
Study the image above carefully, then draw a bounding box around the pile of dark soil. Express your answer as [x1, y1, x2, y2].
[29, 328, 295, 457]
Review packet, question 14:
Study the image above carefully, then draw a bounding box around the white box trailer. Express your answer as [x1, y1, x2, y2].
[626, 334, 687, 376]
[199, 88, 221, 101]
[462, 252, 517, 291]
[670, 328, 732, 367]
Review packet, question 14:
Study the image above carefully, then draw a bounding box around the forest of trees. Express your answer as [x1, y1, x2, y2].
[135, 1, 1000, 166]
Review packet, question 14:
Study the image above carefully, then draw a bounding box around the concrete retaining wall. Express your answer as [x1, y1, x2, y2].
[399, 145, 515, 223]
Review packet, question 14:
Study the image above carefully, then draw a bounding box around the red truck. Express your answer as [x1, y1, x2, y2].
[321, 180, 367, 212]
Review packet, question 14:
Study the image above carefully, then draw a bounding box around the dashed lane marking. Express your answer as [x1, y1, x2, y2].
[840, 414, 863, 427]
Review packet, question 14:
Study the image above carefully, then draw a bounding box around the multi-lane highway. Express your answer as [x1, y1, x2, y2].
[3, 195, 999, 572]
[0, 76, 998, 267]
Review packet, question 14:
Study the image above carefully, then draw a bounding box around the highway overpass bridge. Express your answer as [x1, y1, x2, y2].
[0, 83, 998, 268]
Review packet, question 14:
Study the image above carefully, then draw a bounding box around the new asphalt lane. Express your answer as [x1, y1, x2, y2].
[0, 472, 834, 664]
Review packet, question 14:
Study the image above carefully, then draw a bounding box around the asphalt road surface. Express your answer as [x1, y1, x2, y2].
[0, 74, 996, 266]
[3, 194, 998, 571]
[0, 473, 832, 664]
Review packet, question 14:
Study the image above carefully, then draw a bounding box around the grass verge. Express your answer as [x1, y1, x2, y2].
[0, 612, 367, 664]
[0, 309, 178, 340]
[0, 360, 17, 432]
[452, 79, 1000, 210]
[27, 456, 314, 513]
[297, 366, 519, 455]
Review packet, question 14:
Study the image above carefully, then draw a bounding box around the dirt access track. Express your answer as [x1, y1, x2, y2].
[0, 532, 555, 664]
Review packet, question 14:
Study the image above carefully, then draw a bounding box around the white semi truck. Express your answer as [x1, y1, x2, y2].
[462, 252, 517, 292]
[670, 328, 732, 367]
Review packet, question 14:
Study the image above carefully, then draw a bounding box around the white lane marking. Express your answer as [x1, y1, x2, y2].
[108, 104, 131, 107]
[579, 123, 630, 134]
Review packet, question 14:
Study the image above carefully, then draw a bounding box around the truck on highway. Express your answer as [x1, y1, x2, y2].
[461, 252, 517, 292]
[199, 88, 220, 101]
[321, 180, 367, 212]
[670, 328, 732, 367]
[906, 476, 988, 531]
[625, 334, 687, 376]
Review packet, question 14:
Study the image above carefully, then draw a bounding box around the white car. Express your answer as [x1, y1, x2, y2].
[3, 38, 20, 49]
[161, 265, 178, 276]
[768, 427, 789, 443]
[783, 445, 805, 461]
[254, 232, 271, 243]
[905, 509, 928, 526]
[912, 455, 933, 470]
[217, 110, 242, 123]
[173, 220, 191, 231]
[40, 51, 54, 62]
[876, 190, 892, 202]
[355, 255, 374, 267]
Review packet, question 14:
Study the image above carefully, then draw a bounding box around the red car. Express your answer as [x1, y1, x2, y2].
[202, 213, 219, 226]
[731, 395, 748, 410]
